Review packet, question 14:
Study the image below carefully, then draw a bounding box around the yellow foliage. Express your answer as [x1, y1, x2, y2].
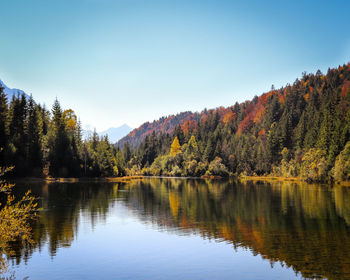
[63, 109, 77, 131]
[113, 165, 119, 176]
[170, 136, 181, 156]
[0, 167, 38, 274]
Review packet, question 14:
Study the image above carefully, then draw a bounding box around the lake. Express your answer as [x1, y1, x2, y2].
[6, 178, 350, 279]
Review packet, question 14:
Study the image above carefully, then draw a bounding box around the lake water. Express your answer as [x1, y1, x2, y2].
[6, 178, 350, 279]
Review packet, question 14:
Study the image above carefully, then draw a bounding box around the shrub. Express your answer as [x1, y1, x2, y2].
[333, 141, 350, 181]
[301, 148, 327, 181]
[206, 157, 229, 177]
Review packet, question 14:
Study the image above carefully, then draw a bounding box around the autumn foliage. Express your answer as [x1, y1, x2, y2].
[119, 62, 350, 181]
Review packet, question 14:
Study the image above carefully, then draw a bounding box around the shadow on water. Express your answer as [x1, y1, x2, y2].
[8, 178, 350, 279]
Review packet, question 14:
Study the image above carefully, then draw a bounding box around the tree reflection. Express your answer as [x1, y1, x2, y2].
[8, 179, 350, 279]
[118, 179, 350, 279]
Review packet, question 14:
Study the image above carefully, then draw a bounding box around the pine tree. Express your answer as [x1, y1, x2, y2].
[186, 135, 199, 159]
[25, 96, 42, 176]
[0, 88, 8, 166]
[8, 94, 27, 175]
[48, 99, 70, 177]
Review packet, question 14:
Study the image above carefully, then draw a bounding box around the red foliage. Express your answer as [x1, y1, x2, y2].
[341, 80, 350, 97]
[237, 90, 284, 134]
[181, 120, 196, 134]
[237, 113, 254, 134]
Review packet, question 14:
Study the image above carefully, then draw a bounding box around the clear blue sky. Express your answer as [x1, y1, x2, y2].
[0, 0, 349, 130]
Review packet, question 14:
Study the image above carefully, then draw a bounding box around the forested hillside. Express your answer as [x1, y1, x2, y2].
[118, 111, 202, 147]
[122, 63, 350, 181]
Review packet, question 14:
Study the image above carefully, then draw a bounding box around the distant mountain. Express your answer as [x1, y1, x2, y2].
[84, 124, 133, 144]
[99, 124, 133, 143]
[0, 79, 29, 100]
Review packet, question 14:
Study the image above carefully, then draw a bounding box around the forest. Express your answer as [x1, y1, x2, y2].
[122, 63, 350, 182]
[0, 93, 122, 177]
[1, 63, 350, 181]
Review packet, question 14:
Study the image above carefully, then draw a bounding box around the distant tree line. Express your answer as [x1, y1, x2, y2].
[0, 89, 124, 177]
[120, 63, 350, 182]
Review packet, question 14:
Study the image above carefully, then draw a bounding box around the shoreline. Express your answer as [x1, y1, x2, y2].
[9, 175, 350, 186]
[10, 176, 144, 183]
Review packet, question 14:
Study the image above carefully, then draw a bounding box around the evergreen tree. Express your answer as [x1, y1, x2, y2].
[25, 96, 42, 176]
[8, 94, 27, 175]
[0, 88, 8, 166]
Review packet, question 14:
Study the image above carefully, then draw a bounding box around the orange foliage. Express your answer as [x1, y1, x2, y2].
[341, 80, 350, 97]
[302, 80, 309, 86]
[222, 110, 235, 124]
[258, 129, 266, 137]
[279, 95, 285, 103]
[237, 108, 254, 134]
[304, 93, 310, 101]
[181, 120, 196, 134]
[254, 106, 265, 123]
[237, 90, 284, 134]
[200, 113, 208, 123]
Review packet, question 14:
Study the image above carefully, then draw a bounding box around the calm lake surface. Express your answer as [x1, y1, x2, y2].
[6, 178, 350, 279]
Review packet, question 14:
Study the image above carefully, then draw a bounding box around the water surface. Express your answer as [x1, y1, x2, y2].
[7, 178, 350, 279]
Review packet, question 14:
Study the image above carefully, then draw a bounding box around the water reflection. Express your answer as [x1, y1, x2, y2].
[10, 179, 350, 279]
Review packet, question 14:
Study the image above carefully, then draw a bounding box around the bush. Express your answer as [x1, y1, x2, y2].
[183, 160, 198, 177]
[333, 141, 350, 181]
[301, 148, 327, 181]
[206, 157, 229, 177]
[196, 162, 208, 176]
[170, 165, 182, 177]
[141, 167, 152, 176]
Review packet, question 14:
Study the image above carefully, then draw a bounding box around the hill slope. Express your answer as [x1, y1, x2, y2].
[118, 111, 203, 147]
[121, 62, 350, 181]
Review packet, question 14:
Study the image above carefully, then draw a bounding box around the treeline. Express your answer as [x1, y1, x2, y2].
[120, 63, 350, 181]
[0, 89, 125, 177]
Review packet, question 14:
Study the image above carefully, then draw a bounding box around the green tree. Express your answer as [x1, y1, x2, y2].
[333, 141, 350, 181]
[186, 135, 200, 160]
[25, 96, 43, 176]
[0, 88, 8, 166]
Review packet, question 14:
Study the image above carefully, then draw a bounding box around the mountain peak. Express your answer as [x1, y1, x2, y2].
[83, 124, 133, 144]
[0, 79, 29, 100]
